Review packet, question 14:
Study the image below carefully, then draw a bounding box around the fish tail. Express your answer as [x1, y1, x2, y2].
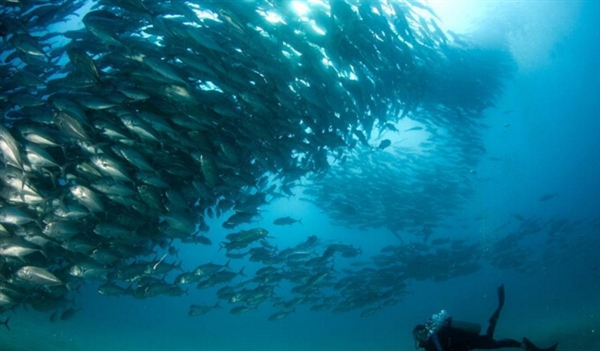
[0, 317, 10, 331]
[41, 167, 57, 188]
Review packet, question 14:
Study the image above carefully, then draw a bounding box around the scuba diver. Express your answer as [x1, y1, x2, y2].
[412, 285, 558, 351]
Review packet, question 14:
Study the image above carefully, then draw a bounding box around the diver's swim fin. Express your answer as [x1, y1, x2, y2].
[522, 338, 558, 351]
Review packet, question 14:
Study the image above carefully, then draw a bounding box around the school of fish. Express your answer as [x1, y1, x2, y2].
[2, 0, 584, 327]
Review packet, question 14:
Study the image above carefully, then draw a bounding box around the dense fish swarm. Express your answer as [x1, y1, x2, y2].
[0, 0, 555, 323]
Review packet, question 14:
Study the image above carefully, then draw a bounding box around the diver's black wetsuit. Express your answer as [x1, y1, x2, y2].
[420, 324, 522, 351]
[418, 285, 522, 351]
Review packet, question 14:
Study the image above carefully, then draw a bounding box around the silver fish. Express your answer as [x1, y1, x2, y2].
[0, 240, 43, 261]
[111, 144, 155, 171]
[53, 111, 91, 141]
[90, 155, 133, 182]
[0, 125, 24, 169]
[69, 261, 108, 279]
[18, 126, 61, 148]
[70, 185, 105, 212]
[0, 207, 37, 225]
[15, 266, 62, 286]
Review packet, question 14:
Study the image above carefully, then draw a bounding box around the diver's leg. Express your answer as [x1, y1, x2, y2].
[475, 337, 522, 349]
[486, 284, 505, 338]
[492, 339, 523, 349]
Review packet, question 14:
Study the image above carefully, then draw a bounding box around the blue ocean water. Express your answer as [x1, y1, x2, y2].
[1, 1, 599, 351]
